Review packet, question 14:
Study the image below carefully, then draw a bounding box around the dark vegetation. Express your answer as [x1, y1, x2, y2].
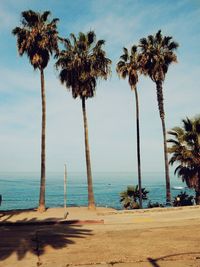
[120, 185, 148, 209]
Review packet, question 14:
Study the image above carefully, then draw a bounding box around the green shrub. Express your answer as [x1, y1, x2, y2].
[120, 185, 148, 209]
[173, 191, 194, 207]
[147, 201, 164, 208]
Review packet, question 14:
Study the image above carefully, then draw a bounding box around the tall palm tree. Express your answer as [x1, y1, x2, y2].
[116, 45, 143, 208]
[55, 31, 111, 210]
[168, 116, 200, 204]
[12, 10, 59, 212]
[139, 30, 179, 204]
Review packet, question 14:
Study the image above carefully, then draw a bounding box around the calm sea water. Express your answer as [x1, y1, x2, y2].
[0, 172, 195, 210]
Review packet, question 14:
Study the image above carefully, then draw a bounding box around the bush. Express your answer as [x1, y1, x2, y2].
[173, 191, 194, 207]
[147, 201, 164, 208]
[120, 185, 149, 209]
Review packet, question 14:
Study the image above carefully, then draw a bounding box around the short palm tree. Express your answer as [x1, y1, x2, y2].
[120, 185, 148, 209]
[116, 45, 143, 208]
[139, 30, 179, 204]
[168, 116, 200, 204]
[55, 31, 111, 209]
[12, 10, 59, 212]
[173, 191, 194, 207]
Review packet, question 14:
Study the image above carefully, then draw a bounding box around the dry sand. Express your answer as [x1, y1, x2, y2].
[0, 205, 200, 267]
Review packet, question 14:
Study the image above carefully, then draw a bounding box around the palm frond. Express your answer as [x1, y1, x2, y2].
[131, 45, 137, 55]
[183, 117, 193, 132]
[147, 35, 154, 45]
[120, 53, 129, 62]
[21, 10, 39, 26]
[95, 39, 105, 49]
[41, 11, 51, 22]
[87, 31, 95, 45]
[167, 139, 180, 145]
[167, 130, 178, 137]
[139, 37, 148, 46]
[70, 33, 77, 45]
[79, 32, 86, 43]
[123, 47, 129, 56]
[168, 41, 179, 50]
[162, 36, 172, 46]
[168, 115, 200, 192]
[155, 30, 162, 43]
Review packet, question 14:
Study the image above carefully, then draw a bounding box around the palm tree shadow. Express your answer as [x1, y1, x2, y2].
[147, 251, 200, 267]
[0, 208, 37, 222]
[0, 217, 92, 261]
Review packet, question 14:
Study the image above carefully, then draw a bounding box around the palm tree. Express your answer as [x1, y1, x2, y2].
[139, 30, 179, 204]
[173, 191, 194, 207]
[120, 185, 148, 209]
[168, 116, 200, 204]
[116, 45, 143, 208]
[12, 10, 59, 212]
[55, 31, 111, 210]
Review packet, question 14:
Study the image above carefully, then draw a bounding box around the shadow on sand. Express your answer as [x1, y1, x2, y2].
[0, 208, 37, 222]
[147, 251, 200, 267]
[0, 216, 92, 262]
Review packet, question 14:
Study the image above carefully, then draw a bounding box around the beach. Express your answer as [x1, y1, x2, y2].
[0, 206, 200, 267]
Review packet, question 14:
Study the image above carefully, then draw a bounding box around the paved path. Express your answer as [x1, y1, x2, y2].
[0, 206, 200, 267]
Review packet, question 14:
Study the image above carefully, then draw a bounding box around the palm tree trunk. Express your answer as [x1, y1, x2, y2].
[38, 68, 46, 212]
[134, 88, 142, 208]
[156, 81, 171, 204]
[81, 97, 95, 210]
[196, 191, 200, 205]
[196, 176, 200, 205]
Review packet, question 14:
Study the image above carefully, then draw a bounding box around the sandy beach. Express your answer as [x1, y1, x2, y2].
[0, 206, 200, 267]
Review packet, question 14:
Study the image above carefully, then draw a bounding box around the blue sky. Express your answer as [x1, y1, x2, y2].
[0, 0, 199, 174]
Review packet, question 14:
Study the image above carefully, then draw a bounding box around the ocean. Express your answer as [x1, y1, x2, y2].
[0, 172, 195, 210]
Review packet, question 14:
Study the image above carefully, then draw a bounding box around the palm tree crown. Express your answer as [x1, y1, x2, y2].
[116, 45, 140, 90]
[139, 30, 179, 85]
[12, 10, 59, 70]
[168, 116, 200, 200]
[55, 31, 111, 98]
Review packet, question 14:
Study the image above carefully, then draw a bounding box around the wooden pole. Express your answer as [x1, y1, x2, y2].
[64, 164, 68, 219]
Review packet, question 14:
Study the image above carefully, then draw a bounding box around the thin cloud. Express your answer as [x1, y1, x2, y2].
[0, 0, 199, 173]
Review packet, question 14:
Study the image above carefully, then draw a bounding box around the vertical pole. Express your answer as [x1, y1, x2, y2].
[64, 164, 67, 218]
